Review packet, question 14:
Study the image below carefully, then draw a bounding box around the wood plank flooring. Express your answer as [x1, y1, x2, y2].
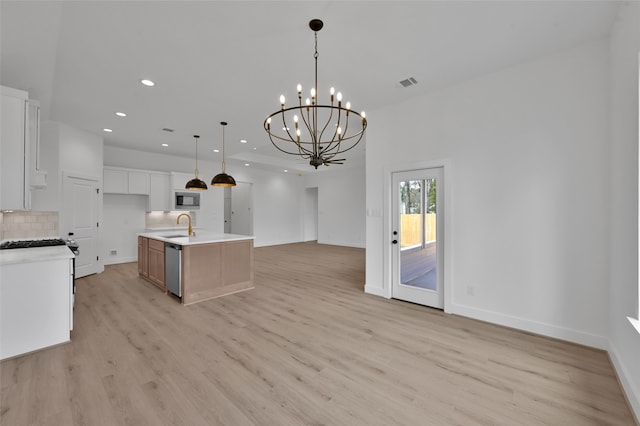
[1, 242, 636, 425]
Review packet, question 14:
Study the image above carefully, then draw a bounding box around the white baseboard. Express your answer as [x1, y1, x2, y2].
[450, 302, 609, 350]
[317, 238, 366, 248]
[103, 256, 137, 266]
[608, 340, 640, 423]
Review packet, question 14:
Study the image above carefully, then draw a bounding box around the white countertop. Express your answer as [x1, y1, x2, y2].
[0, 246, 75, 266]
[138, 230, 254, 246]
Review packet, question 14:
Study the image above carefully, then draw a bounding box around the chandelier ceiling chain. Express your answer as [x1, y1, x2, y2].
[264, 19, 367, 169]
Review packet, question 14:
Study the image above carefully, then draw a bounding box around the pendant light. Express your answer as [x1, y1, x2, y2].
[211, 121, 236, 187]
[185, 135, 208, 190]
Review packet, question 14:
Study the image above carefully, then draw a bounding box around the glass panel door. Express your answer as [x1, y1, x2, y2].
[392, 168, 444, 308]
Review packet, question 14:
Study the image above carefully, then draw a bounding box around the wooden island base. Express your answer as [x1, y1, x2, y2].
[182, 239, 254, 305]
[138, 233, 254, 306]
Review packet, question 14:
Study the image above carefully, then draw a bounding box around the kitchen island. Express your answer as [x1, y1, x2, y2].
[137, 231, 254, 305]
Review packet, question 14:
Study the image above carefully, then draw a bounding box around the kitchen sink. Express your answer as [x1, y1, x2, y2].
[162, 234, 188, 238]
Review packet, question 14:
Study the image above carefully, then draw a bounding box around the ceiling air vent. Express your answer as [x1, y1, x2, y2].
[399, 77, 418, 88]
[162, 128, 175, 133]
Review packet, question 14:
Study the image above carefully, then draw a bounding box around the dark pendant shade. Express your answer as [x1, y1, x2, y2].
[211, 172, 236, 187]
[212, 121, 236, 187]
[185, 177, 208, 190]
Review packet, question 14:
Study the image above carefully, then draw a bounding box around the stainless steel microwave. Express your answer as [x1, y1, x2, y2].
[175, 192, 200, 210]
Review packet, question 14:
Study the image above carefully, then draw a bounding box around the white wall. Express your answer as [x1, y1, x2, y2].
[304, 187, 318, 241]
[304, 166, 366, 248]
[366, 39, 610, 348]
[608, 1, 640, 418]
[102, 194, 146, 265]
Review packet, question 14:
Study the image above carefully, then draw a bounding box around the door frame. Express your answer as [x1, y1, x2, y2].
[383, 159, 453, 313]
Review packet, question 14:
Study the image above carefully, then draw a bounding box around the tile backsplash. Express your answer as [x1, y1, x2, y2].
[145, 211, 197, 229]
[0, 211, 59, 240]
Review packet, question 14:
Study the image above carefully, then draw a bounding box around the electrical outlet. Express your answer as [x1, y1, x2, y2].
[110, 250, 117, 256]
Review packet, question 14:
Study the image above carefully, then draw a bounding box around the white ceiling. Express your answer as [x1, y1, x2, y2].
[1, 1, 620, 173]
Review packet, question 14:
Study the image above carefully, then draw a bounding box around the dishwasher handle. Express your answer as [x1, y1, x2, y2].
[165, 242, 182, 251]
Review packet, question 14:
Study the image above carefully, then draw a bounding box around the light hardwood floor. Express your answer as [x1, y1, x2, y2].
[1, 242, 636, 425]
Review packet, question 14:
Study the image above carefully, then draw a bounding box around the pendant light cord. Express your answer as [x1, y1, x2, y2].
[194, 135, 200, 178]
[221, 123, 227, 173]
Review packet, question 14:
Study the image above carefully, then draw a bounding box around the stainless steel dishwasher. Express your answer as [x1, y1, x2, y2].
[165, 242, 182, 297]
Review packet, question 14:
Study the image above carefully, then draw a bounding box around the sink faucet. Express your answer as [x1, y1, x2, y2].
[177, 213, 195, 236]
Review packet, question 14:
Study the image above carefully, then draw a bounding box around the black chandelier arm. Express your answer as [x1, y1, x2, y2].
[317, 98, 336, 144]
[297, 100, 316, 147]
[265, 130, 314, 157]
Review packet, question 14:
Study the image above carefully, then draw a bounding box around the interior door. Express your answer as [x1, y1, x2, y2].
[391, 167, 444, 308]
[231, 182, 253, 236]
[62, 173, 99, 278]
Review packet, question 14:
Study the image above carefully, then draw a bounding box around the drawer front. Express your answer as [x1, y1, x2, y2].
[148, 238, 165, 252]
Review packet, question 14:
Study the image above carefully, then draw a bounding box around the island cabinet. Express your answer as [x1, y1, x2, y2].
[137, 236, 165, 290]
[138, 236, 148, 277]
[182, 239, 253, 305]
[147, 238, 165, 289]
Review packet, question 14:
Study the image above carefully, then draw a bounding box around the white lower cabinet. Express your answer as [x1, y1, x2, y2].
[0, 256, 73, 360]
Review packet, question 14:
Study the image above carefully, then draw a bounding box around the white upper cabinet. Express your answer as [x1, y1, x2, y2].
[171, 172, 195, 191]
[128, 171, 149, 195]
[148, 172, 170, 211]
[103, 168, 128, 194]
[1, 86, 30, 210]
[103, 167, 150, 195]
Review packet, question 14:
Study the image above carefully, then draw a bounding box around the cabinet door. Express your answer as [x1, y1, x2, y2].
[1, 87, 29, 210]
[103, 168, 128, 194]
[147, 238, 165, 288]
[128, 171, 149, 195]
[137, 237, 144, 275]
[149, 173, 171, 211]
[148, 248, 166, 289]
[138, 237, 149, 277]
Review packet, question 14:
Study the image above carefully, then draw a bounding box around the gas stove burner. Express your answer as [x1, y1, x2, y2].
[0, 238, 67, 250]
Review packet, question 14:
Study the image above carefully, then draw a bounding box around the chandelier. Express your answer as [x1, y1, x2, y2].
[264, 19, 367, 169]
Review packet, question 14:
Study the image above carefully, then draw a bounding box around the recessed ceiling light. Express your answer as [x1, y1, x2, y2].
[284, 169, 288, 173]
[240, 139, 247, 144]
[115, 112, 127, 117]
[253, 147, 257, 150]
[213, 149, 219, 153]
[103, 128, 113, 132]
[244, 163, 250, 167]
[141, 79, 155, 87]
[161, 143, 168, 147]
